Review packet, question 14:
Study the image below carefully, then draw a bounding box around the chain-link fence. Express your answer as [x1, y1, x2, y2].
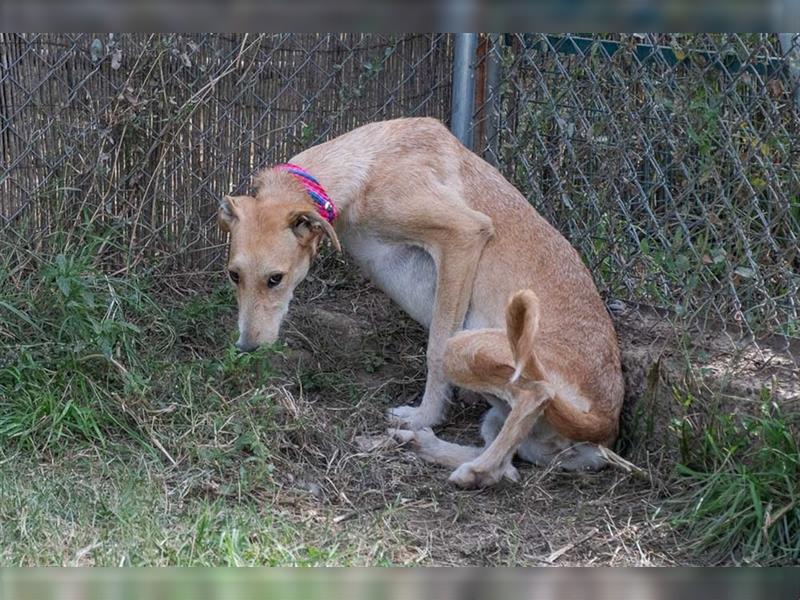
[1, 33, 452, 270]
[472, 34, 799, 347]
[2, 33, 799, 352]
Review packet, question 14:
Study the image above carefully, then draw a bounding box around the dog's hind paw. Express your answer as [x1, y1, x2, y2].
[448, 461, 519, 489]
[388, 428, 417, 444]
[388, 427, 437, 451]
[389, 427, 461, 466]
[386, 405, 442, 430]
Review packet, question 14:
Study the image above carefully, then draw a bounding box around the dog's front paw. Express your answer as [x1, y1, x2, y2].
[386, 405, 442, 430]
[448, 461, 519, 489]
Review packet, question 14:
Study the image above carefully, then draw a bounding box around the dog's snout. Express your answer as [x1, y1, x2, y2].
[235, 340, 258, 353]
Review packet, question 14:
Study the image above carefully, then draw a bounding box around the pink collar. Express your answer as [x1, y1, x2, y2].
[274, 163, 337, 223]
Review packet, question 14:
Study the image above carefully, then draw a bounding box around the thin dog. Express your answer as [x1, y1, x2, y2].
[218, 117, 624, 488]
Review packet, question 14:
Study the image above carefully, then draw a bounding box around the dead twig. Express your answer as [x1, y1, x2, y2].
[599, 446, 651, 482]
[543, 527, 599, 563]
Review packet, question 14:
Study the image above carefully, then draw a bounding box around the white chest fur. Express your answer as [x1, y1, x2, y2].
[342, 231, 437, 328]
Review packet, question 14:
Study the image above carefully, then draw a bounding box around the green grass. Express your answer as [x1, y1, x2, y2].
[0, 226, 415, 565]
[616, 366, 800, 566]
[0, 455, 398, 566]
[0, 229, 278, 454]
[669, 393, 800, 565]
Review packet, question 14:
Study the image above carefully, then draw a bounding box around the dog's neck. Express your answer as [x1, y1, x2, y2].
[288, 143, 372, 223]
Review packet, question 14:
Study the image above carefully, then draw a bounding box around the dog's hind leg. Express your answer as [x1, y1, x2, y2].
[450, 387, 549, 488]
[388, 427, 479, 468]
[480, 400, 599, 469]
[441, 328, 552, 488]
[388, 427, 520, 482]
[479, 401, 508, 447]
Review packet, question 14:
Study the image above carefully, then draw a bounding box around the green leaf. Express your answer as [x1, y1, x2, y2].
[0, 300, 42, 333]
[56, 276, 71, 297]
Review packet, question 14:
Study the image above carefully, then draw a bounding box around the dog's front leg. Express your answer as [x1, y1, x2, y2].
[388, 213, 493, 430]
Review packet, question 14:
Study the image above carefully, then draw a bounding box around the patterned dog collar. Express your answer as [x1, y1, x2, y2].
[274, 163, 337, 223]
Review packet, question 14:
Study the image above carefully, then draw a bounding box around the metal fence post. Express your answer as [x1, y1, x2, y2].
[778, 33, 800, 110]
[451, 33, 478, 149]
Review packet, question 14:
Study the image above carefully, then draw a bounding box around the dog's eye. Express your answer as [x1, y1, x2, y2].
[267, 273, 284, 288]
[228, 270, 240, 285]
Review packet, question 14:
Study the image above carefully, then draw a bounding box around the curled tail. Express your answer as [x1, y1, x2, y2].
[505, 290, 616, 444]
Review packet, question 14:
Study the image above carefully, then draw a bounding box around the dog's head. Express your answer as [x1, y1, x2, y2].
[218, 170, 340, 352]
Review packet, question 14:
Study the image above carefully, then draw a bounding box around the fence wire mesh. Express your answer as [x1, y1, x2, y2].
[473, 33, 800, 349]
[1, 33, 453, 270]
[1, 33, 799, 357]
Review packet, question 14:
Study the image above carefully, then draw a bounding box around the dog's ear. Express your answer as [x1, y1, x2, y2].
[218, 195, 239, 232]
[289, 210, 341, 253]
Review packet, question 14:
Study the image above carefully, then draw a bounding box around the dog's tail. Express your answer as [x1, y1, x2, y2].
[505, 290, 615, 444]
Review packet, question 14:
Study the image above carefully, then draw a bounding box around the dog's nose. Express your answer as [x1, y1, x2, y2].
[235, 340, 258, 353]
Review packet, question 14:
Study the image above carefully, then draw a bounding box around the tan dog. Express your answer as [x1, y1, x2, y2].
[219, 117, 624, 488]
